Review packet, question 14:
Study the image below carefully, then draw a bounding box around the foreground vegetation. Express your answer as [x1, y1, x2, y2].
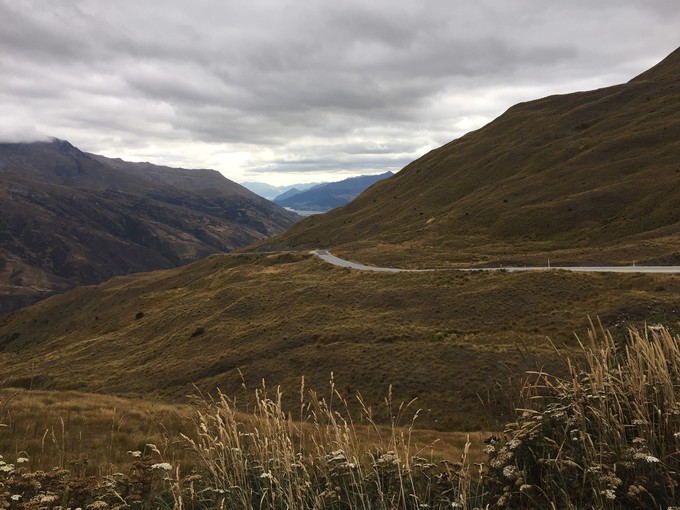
[2, 323, 680, 508]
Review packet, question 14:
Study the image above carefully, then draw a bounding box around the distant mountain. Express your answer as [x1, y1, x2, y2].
[240, 182, 285, 200]
[273, 187, 303, 201]
[274, 172, 394, 213]
[262, 47, 680, 267]
[0, 139, 299, 313]
[241, 181, 327, 200]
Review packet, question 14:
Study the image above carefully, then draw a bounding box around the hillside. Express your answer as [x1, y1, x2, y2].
[275, 172, 393, 212]
[0, 140, 299, 313]
[261, 47, 680, 268]
[2, 251, 679, 430]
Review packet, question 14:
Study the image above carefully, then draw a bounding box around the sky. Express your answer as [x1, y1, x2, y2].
[0, 1, 678, 186]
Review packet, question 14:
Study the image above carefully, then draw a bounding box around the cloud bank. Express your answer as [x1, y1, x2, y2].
[0, 0, 677, 184]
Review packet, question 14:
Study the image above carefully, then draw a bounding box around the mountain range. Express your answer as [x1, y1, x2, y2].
[274, 172, 394, 213]
[0, 139, 298, 313]
[241, 181, 324, 201]
[1, 47, 679, 430]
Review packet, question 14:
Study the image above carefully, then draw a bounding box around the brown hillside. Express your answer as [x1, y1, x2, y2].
[0, 140, 299, 313]
[261, 47, 680, 268]
[2, 251, 679, 430]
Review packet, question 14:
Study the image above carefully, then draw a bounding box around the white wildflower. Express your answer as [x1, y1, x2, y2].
[86, 501, 109, 509]
[151, 462, 172, 471]
[16, 457, 29, 464]
[127, 450, 142, 458]
[600, 489, 616, 500]
[633, 452, 660, 463]
[503, 465, 520, 481]
[0, 464, 14, 473]
[11, 495, 21, 501]
[483, 444, 495, 455]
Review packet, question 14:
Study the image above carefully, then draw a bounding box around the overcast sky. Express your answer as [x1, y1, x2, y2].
[0, 1, 678, 186]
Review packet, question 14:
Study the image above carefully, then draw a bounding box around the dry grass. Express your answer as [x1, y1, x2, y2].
[0, 389, 190, 474]
[0, 384, 484, 509]
[2, 323, 680, 508]
[484, 322, 680, 509]
[2, 252, 679, 431]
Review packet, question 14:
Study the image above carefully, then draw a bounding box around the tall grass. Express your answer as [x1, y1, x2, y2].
[177, 379, 477, 509]
[2, 323, 680, 509]
[484, 322, 680, 509]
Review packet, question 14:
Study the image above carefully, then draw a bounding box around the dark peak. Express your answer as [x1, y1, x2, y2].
[50, 138, 77, 153]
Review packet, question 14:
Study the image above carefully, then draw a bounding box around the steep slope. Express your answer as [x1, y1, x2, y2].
[263, 47, 680, 267]
[0, 140, 299, 313]
[275, 172, 394, 212]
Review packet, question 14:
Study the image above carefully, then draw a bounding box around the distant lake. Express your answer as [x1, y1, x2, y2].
[285, 207, 329, 217]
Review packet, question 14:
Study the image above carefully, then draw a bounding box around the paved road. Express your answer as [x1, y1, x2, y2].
[312, 250, 680, 274]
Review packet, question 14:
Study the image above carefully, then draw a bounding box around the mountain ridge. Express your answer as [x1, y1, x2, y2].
[0, 139, 299, 313]
[258, 47, 680, 267]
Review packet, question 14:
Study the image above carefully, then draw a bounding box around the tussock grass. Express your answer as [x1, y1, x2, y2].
[3, 323, 680, 508]
[178, 379, 482, 509]
[484, 322, 680, 509]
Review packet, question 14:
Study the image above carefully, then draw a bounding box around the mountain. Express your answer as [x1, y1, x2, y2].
[2, 51, 680, 431]
[274, 172, 394, 213]
[240, 182, 286, 200]
[262, 47, 680, 268]
[0, 140, 299, 313]
[273, 187, 303, 201]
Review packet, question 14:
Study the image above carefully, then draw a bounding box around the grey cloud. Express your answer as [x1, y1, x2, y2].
[0, 0, 678, 182]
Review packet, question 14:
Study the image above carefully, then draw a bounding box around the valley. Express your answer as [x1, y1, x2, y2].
[1, 42, 679, 509]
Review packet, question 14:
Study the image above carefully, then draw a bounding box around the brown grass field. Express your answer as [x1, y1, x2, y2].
[2, 252, 679, 432]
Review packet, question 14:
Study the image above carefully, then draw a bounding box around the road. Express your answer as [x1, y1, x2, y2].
[312, 250, 680, 274]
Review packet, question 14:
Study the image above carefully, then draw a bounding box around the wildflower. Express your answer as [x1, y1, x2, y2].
[11, 495, 21, 501]
[16, 457, 29, 464]
[86, 501, 109, 509]
[600, 489, 616, 500]
[633, 452, 660, 463]
[503, 465, 520, 481]
[127, 450, 142, 458]
[151, 462, 173, 471]
[483, 444, 496, 455]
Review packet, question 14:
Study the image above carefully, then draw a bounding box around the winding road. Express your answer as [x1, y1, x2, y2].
[312, 249, 680, 274]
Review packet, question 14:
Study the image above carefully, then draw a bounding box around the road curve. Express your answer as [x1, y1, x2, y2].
[312, 250, 680, 274]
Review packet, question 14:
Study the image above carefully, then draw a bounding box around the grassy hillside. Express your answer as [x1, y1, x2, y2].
[0, 140, 299, 313]
[2, 252, 679, 430]
[260, 47, 680, 268]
